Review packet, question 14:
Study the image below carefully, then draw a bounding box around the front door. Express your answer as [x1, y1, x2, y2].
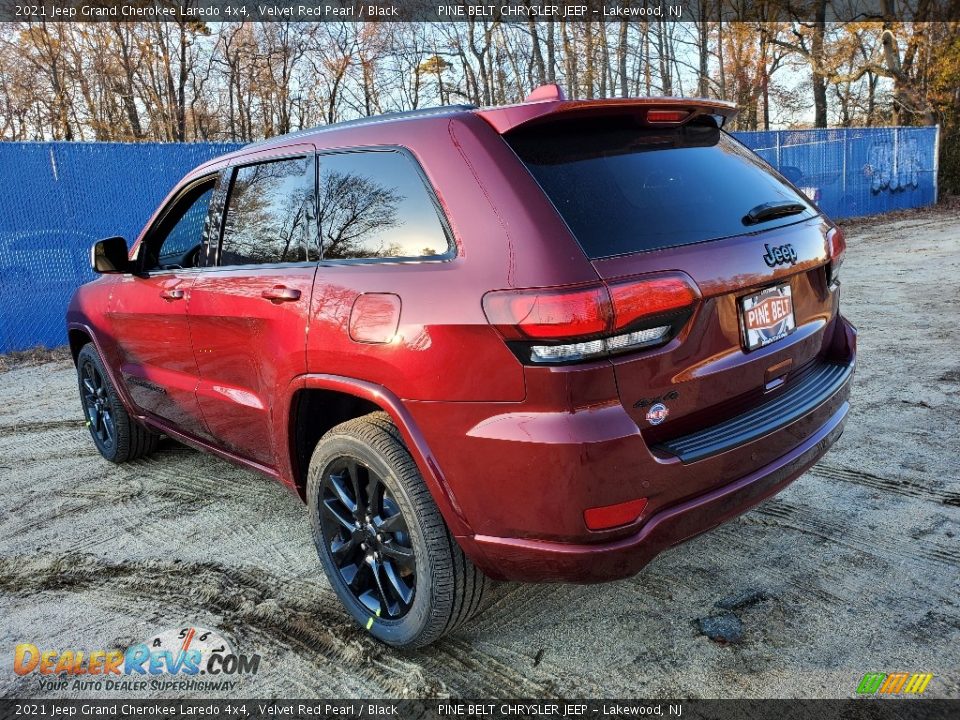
[106, 175, 216, 436]
[188, 150, 317, 468]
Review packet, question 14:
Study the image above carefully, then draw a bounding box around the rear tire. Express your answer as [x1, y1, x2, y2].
[76, 344, 159, 463]
[307, 411, 489, 648]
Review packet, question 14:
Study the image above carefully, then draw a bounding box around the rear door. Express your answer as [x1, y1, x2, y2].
[187, 147, 318, 468]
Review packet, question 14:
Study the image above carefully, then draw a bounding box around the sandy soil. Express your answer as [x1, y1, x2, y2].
[1, 209, 958, 699]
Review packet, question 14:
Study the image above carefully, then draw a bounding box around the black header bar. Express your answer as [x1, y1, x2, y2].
[3, 0, 959, 23]
[1, 699, 958, 720]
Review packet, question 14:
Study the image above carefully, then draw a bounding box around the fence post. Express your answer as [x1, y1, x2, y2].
[893, 126, 899, 189]
[775, 131, 781, 168]
[842, 128, 848, 202]
[933, 124, 941, 203]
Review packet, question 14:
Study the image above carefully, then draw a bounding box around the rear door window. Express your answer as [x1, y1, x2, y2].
[506, 116, 817, 259]
[219, 155, 316, 266]
[316, 150, 451, 260]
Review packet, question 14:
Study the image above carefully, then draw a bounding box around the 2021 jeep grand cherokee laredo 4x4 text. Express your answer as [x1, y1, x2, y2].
[68, 86, 855, 648]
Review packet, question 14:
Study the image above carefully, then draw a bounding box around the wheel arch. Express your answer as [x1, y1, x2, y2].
[68, 327, 93, 364]
[286, 374, 473, 537]
[66, 322, 140, 413]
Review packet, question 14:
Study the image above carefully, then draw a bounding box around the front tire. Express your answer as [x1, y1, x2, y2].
[76, 344, 159, 463]
[307, 412, 489, 648]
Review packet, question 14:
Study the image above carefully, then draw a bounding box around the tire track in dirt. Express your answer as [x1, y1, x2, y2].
[0, 419, 87, 436]
[0, 553, 444, 696]
[125, 451, 283, 505]
[0, 551, 563, 698]
[0, 473, 144, 541]
[810, 463, 960, 507]
[748, 499, 960, 573]
[704, 524, 860, 608]
[215, 519, 312, 581]
[416, 636, 563, 698]
[0, 433, 95, 476]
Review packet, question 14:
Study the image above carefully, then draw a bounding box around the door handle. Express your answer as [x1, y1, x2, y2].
[160, 288, 185, 301]
[261, 286, 301, 303]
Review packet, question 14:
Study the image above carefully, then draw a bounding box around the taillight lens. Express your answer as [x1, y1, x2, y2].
[483, 272, 699, 364]
[481, 285, 610, 340]
[608, 275, 698, 330]
[827, 226, 846, 285]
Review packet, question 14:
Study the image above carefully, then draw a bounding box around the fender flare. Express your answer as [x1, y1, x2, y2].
[289, 373, 473, 538]
[66, 321, 143, 420]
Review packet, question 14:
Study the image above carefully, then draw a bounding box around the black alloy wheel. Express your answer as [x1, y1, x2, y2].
[319, 457, 416, 619]
[80, 358, 116, 452]
[75, 343, 159, 463]
[307, 412, 491, 647]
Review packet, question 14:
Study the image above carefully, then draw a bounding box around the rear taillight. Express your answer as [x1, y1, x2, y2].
[481, 285, 610, 341]
[827, 226, 846, 286]
[483, 272, 699, 364]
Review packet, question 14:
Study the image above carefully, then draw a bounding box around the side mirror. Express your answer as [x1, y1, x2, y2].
[91, 236, 131, 274]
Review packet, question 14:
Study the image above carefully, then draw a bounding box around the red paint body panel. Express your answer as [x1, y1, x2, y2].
[460, 399, 849, 583]
[188, 264, 317, 466]
[67, 98, 856, 583]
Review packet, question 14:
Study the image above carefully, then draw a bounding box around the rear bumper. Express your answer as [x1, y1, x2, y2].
[459, 400, 848, 582]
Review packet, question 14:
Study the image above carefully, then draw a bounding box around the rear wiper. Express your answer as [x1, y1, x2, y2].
[742, 201, 807, 226]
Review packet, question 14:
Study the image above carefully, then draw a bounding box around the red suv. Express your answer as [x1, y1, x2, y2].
[68, 86, 855, 648]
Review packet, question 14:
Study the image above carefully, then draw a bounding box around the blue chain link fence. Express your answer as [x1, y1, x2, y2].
[0, 126, 939, 352]
[0, 142, 241, 353]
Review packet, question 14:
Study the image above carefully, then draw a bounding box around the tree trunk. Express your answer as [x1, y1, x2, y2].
[528, 16, 545, 88]
[697, 4, 709, 96]
[618, 22, 629, 98]
[811, 0, 828, 127]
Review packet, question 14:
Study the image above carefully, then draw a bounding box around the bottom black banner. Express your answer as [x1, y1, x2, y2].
[0, 700, 957, 720]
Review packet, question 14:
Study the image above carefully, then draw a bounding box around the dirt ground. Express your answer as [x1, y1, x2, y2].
[1, 208, 958, 700]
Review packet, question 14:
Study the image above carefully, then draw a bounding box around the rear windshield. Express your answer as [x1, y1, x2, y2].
[506, 116, 817, 259]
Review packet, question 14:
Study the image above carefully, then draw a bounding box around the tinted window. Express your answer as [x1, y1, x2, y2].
[317, 151, 450, 260]
[220, 156, 315, 266]
[507, 117, 817, 259]
[149, 183, 213, 270]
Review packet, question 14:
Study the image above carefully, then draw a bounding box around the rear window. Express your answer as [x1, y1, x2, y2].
[506, 116, 817, 259]
[220, 156, 315, 267]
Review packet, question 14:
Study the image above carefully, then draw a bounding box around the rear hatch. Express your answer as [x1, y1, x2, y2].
[502, 110, 842, 484]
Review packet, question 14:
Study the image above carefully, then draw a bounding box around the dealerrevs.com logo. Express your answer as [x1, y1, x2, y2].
[14, 626, 261, 693]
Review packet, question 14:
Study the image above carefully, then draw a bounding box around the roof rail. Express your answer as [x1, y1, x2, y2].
[243, 104, 478, 148]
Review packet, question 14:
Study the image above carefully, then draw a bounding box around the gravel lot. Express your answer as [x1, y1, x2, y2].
[1, 208, 958, 699]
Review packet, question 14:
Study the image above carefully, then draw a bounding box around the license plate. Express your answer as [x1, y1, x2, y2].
[739, 283, 796, 351]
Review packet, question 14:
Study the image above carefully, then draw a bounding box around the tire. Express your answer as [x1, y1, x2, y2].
[76, 344, 159, 463]
[307, 411, 489, 648]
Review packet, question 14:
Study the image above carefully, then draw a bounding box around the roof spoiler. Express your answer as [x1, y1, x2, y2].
[476, 84, 738, 134]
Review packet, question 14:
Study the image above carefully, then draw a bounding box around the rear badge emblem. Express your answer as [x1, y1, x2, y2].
[646, 403, 669, 425]
[762, 242, 798, 267]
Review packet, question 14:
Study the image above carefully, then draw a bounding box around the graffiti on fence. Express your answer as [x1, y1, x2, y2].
[865, 136, 923, 193]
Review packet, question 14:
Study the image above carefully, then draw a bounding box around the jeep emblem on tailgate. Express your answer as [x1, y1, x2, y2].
[762, 243, 798, 267]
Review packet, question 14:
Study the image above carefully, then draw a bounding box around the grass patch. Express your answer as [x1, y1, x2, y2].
[0, 346, 71, 373]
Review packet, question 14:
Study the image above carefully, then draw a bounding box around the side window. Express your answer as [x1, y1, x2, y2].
[145, 180, 215, 271]
[219, 156, 316, 267]
[317, 150, 451, 260]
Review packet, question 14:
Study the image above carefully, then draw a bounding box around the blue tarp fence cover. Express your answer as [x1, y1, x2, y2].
[0, 126, 939, 352]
